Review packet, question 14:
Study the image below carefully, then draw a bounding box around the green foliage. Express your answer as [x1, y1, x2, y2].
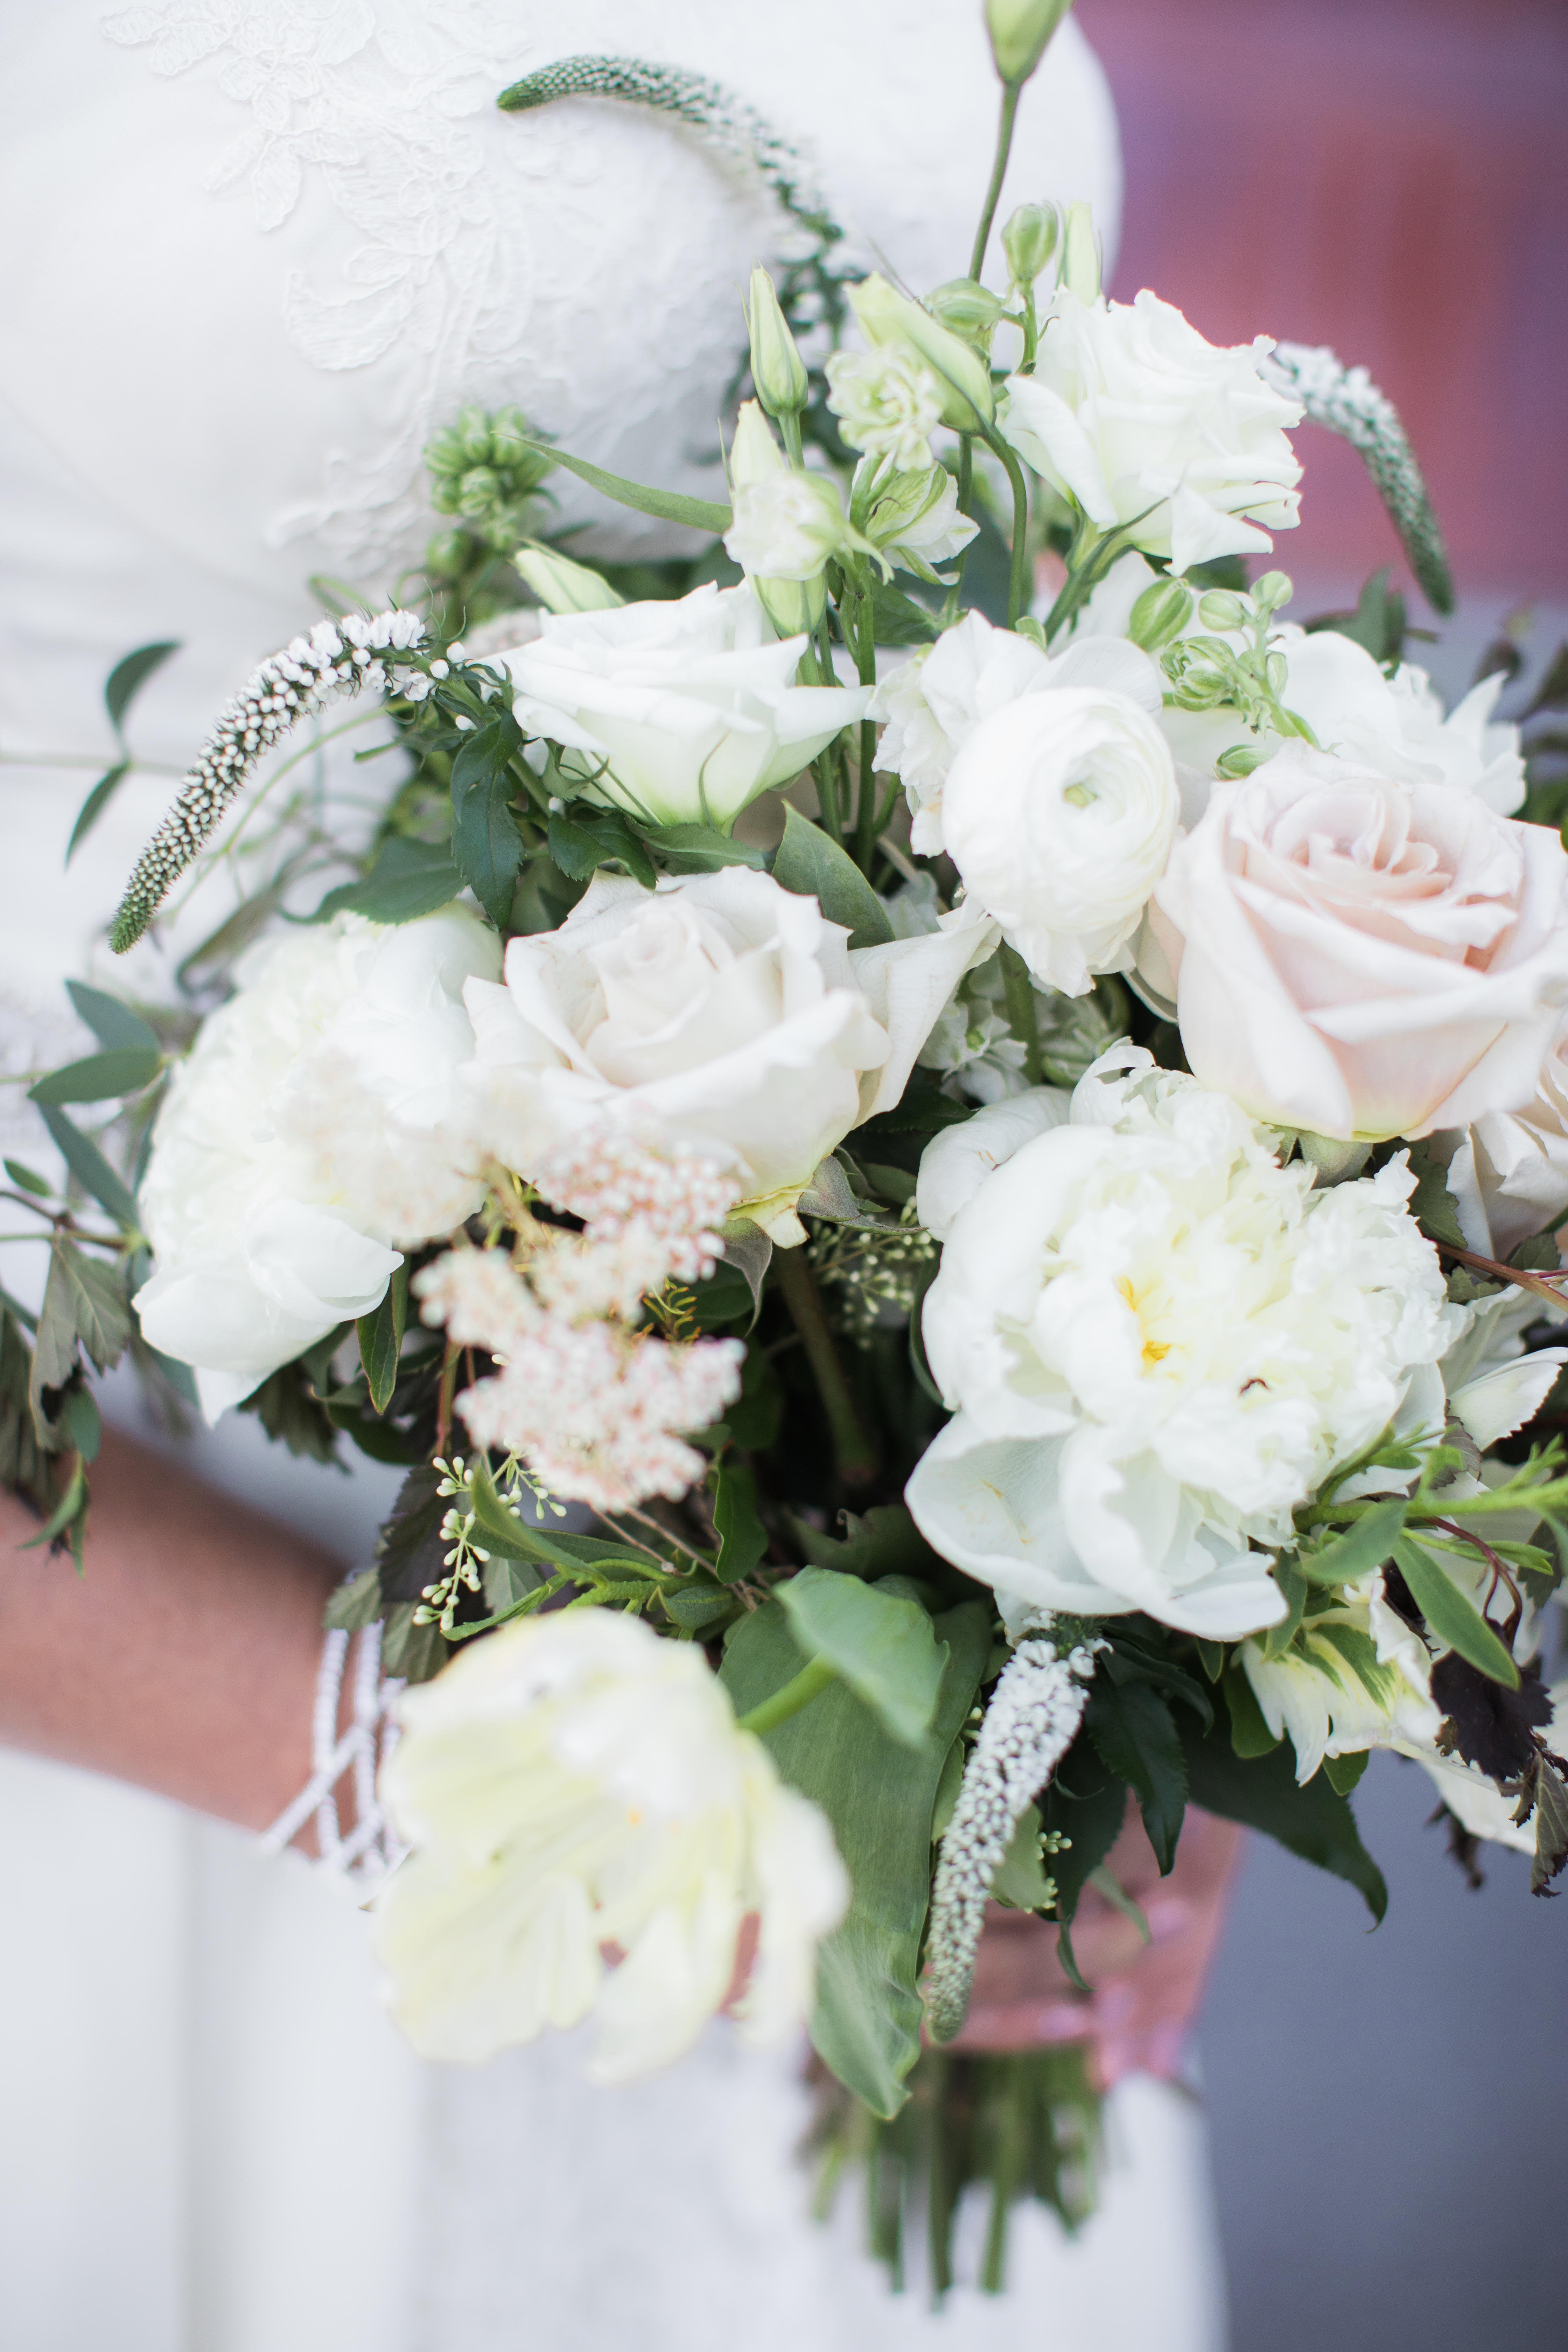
[1181, 1715, 1387, 1924]
[29, 1048, 161, 1105]
[513, 434, 731, 537]
[311, 836, 464, 924]
[356, 1264, 408, 1416]
[710, 1460, 769, 1582]
[1392, 1534, 1520, 1688]
[1084, 1676, 1185, 1874]
[104, 639, 181, 734]
[1305, 567, 1408, 669]
[64, 982, 158, 1055]
[776, 1567, 947, 1745]
[1296, 1494, 1409, 1586]
[34, 1103, 139, 1231]
[1037, 1737, 1130, 1986]
[772, 804, 892, 947]
[239, 1361, 341, 1465]
[1403, 1135, 1467, 1250]
[547, 802, 658, 889]
[721, 1596, 989, 2116]
[66, 762, 130, 865]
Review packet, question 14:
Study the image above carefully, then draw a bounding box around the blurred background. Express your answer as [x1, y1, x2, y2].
[1080, 1, 1568, 2343]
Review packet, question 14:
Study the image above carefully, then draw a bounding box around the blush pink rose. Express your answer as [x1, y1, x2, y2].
[1147, 744, 1568, 1141]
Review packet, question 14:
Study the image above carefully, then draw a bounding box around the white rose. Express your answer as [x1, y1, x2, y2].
[905, 1049, 1461, 1640]
[134, 905, 499, 1418]
[497, 580, 868, 830]
[1444, 1035, 1568, 1261]
[943, 684, 1180, 996]
[868, 607, 1163, 856]
[375, 1609, 847, 2082]
[1148, 744, 1568, 1142]
[461, 868, 996, 1244]
[999, 289, 1304, 575]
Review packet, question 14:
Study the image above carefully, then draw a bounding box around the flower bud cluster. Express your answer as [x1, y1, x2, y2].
[425, 404, 555, 567]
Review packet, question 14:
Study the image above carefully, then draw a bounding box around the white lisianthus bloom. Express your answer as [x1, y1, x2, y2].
[375, 1610, 848, 2082]
[999, 289, 1304, 576]
[848, 274, 995, 434]
[724, 469, 853, 582]
[495, 580, 868, 830]
[905, 1048, 1462, 1640]
[133, 906, 500, 1420]
[460, 868, 996, 1245]
[825, 345, 944, 474]
[943, 684, 1181, 995]
[1240, 1577, 1440, 1785]
[868, 607, 1163, 856]
[1147, 744, 1568, 1142]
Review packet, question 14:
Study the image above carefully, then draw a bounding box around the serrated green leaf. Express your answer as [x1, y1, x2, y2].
[66, 761, 130, 863]
[1298, 1494, 1409, 1586]
[29, 1047, 161, 1105]
[1181, 1716, 1387, 1924]
[508, 435, 731, 536]
[1404, 1136, 1466, 1250]
[772, 804, 892, 947]
[324, 1566, 384, 1633]
[311, 836, 464, 924]
[1393, 1535, 1520, 1688]
[720, 1595, 989, 2116]
[50, 1241, 130, 1373]
[449, 713, 523, 808]
[1085, 1678, 1186, 1873]
[547, 804, 657, 890]
[777, 1567, 946, 1746]
[104, 639, 180, 733]
[1531, 1757, 1568, 1894]
[33, 1104, 140, 1233]
[64, 981, 159, 1055]
[452, 772, 524, 927]
[1038, 1738, 1131, 1979]
[712, 1460, 768, 1583]
[356, 1261, 408, 1415]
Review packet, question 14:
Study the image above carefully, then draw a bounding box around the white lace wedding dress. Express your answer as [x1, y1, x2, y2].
[0, 8, 1226, 2346]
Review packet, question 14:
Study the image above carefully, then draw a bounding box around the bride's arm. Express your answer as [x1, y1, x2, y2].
[0, 1427, 341, 1831]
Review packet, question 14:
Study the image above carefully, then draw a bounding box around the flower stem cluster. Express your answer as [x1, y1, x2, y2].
[424, 404, 555, 574]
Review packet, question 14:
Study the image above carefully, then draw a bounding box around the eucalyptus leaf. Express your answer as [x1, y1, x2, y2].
[1393, 1535, 1520, 1688]
[772, 804, 892, 948]
[29, 1048, 161, 1105]
[777, 1567, 946, 1745]
[65, 761, 130, 864]
[104, 639, 180, 734]
[64, 981, 159, 1055]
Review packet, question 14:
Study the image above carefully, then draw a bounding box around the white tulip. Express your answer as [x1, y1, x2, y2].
[497, 580, 868, 830]
[375, 1609, 847, 2082]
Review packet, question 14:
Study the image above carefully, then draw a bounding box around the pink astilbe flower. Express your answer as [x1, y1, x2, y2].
[531, 1119, 741, 1286]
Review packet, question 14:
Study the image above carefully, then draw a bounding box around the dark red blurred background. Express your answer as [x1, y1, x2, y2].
[1085, 0, 1568, 603]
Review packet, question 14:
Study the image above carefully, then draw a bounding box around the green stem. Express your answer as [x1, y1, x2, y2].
[982, 430, 1032, 630]
[849, 590, 880, 875]
[941, 438, 978, 625]
[736, 1654, 838, 1737]
[780, 411, 805, 469]
[775, 1245, 879, 1488]
[999, 943, 1043, 1084]
[968, 83, 1022, 284]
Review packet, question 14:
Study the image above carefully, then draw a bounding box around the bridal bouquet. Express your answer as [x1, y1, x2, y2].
[12, 0, 1568, 2291]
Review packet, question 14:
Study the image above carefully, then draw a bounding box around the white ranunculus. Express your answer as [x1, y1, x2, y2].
[942, 684, 1180, 995]
[1240, 1575, 1440, 1785]
[868, 607, 1163, 857]
[134, 906, 500, 1419]
[375, 1609, 848, 2082]
[905, 1049, 1462, 1640]
[999, 289, 1304, 575]
[1448, 1031, 1568, 1260]
[1148, 744, 1568, 1142]
[460, 868, 996, 1245]
[496, 580, 868, 830]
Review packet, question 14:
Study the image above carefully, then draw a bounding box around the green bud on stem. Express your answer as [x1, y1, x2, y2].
[744, 265, 810, 419]
[1001, 201, 1060, 292]
[985, 0, 1073, 88]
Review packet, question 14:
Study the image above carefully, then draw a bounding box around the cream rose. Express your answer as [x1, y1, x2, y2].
[497, 580, 868, 829]
[461, 868, 995, 1244]
[999, 289, 1303, 575]
[1148, 744, 1568, 1141]
[905, 1050, 1461, 1640]
[133, 905, 500, 1419]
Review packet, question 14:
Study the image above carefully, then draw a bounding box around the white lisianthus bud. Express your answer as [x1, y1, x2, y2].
[1058, 199, 1101, 301]
[851, 460, 978, 583]
[825, 345, 943, 474]
[925, 277, 1008, 352]
[513, 544, 624, 614]
[985, 0, 1073, 86]
[848, 274, 996, 434]
[1127, 576, 1193, 652]
[744, 264, 810, 417]
[941, 685, 1180, 994]
[1001, 202, 1060, 291]
[725, 468, 853, 582]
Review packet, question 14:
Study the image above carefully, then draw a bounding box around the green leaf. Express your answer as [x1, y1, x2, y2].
[1101, 1618, 1214, 1734]
[772, 804, 892, 948]
[641, 822, 770, 872]
[59, 1383, 102, 1462]
[356, 1262, 408, 1415]
[64, 981, 159, 1055]
[868, 582, 942, 646]
[1181, 1716, 1387, 1924]
[1393, 1535, 1520, 1688]
[990, 1801, 1052, 1909]
[1324, 1750, 1369, 1795]
[465, 1457, 654, 1574]
[324, 1566, 384, 1633]
[711, 1460, 769, 1583]
[452, 772, 524, 927]
[720, 1596, 989, 2116]
[104, 639, 180, 734]
[1530, 1756, 1568, 1895]
[29, 1047, 161, 1105]
[1223, 1661, 1282, 1757]
[449, 713, 523, 807]
[1195, 1638, 1226, 1684]
[1038, 1738, 1132, 1976]
[511, 434, 730, 537]
[311, 836, 464, 924]
[777, 1568, 946, 1746]
[49, 1241, 130, 1373]
[66, 761, 130, 863]
[4, 1160, 51, 1198]
[547, 804, 657, 890]
[34, 1104, 140, 1231]
[1084, 1678, 1186, 1874]
[1298, 1494, 1409, 1586]
[787, 1502, 941, 1584]
[1261, 1554, 1309, 1659]
[1404, 1136, 1466, 1251]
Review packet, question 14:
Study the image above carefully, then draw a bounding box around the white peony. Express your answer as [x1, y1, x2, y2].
[905, 1048, 1462, 1639]
[868, 607, 1163, 857]
[134, 905, 500, 1420]
[461, 868, 996, 1245]
[496, 580, 868, 830]
[375, 1609, 847, 2082]
[999, 289, 1303, 575]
